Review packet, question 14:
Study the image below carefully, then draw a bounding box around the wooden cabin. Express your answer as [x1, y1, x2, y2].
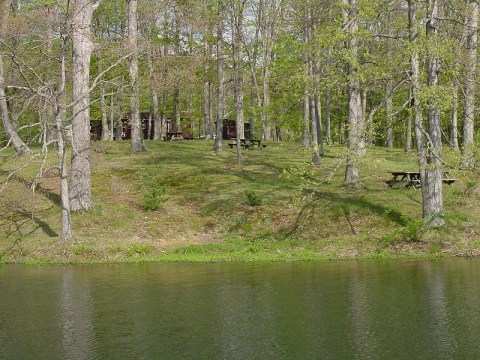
[222, 120, 251, 140]
[91, 113, 193, 140]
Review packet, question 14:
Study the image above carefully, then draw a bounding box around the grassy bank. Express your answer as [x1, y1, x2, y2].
[1, 140, 479, 264]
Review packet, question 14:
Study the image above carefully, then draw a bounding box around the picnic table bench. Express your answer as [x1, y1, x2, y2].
[386, 171, 457, 189]
[228, 139, 266, 149]
[165, 132, 183, 140]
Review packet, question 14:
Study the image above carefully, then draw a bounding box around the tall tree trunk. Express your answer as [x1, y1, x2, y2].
[172, 85, 180, 132]
[114, 79, 124, 141]
[147, 53, 161, 141]
[315, 94, 324, 154]
[307, 5, 320, 164]
[0, 0, 30, 155]
[56, 36, 72, 240]
[214, 0, 224, 153]
[70, 0, 99, 212]
[385, 80, 394, 147]
[343, 0, 365, 186]
[261, 66, 272, 141]
[303, 93, 310, 147]
[109, 95, 115, 141]
[423, 0, 444, 224]
[450, 78, 459, 149]
[203, 3, 213, 140]
[405, 86, 413, 153]
[100, 82, 109, 141]
[310, 96, 320, 165]
[259, 0, 280, 141]
[409, 0, 444, 226]
[325, 88, 331, 144]
[247, 0, 263, 140]
[203, 39, 212, 140]
[233, 1, 245, 164]
[128, 0, 146, 152]
[302, 4, 311, 148]
[43, 4, 56, 145]
[461, 0, 479, 168]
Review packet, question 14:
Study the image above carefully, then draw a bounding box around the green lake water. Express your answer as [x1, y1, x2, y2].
[1, 259, 480, 359]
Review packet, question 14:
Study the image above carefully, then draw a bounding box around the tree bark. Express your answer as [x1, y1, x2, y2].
[408, 0, 444, 226]
[461, 0, 478, 168]
[303, 93, 310, 148]
[233, 1, 245, 164]
[0, 0, 30, 155]
[203, 2, 213, 140]
[259, 0, 279, 141]
[343, 0, 365, 186]
[147, 52, 162, 141]
[100, 81, 109, 141]
[450, 78, 459, 149]
[214, 0, 224, 153]
[56, 36, 73, 240]
[302, 4, 310, 148]
[128, 0, 146, 152]
[325, 88, 331, 144]
[385, 80, 394, 147]
[404, 86, 413, 153]
[423, 0, 444, 225]
[70, 0, 99, 212]
[203, 38, 212, 140]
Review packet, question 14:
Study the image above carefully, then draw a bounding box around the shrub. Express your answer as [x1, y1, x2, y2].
[402, 218, 425, 242]
[124, 244, 154, 257]
[142, 185, 166, 211]
[245, 190, 261, 206]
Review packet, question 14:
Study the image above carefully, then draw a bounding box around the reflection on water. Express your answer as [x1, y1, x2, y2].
[1, 260, 480, 359]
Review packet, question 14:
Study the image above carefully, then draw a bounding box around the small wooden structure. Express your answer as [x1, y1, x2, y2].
[222, 120, 251, 140]
[228, 139, 266, 150]
[91, 112, 193, 141]
[386, 171, 456, 189]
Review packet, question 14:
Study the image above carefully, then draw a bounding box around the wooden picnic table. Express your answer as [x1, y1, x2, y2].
[165, 132, 183, 140]
[228, 139, 266, 149]
[386, 171, 456, 189]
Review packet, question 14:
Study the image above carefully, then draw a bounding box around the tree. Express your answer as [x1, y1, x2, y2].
[423, 0, 444, 225]
[231, 0, 246, 164]
[128, 0, 146, 152]
[461, 0, 478, 168]
[214, 0, 225, 153]
[408, 0, 444, 226]
[56, 34, 73, 240]
[0, 0, 30, 155]
[70, 0, 100, 212]
[343, 0, 366, 186]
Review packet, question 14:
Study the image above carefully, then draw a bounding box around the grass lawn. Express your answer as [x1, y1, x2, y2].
[1, 140, 479, 264]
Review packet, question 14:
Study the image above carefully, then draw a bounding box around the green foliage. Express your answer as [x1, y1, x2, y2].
[401, 217, 425, 242]
[124, 244, 154, 257]
[142, 184, 166, 211]
[244, 190, 261, 206]
[141, 169, 168, 211]
[72, 245, 95, 256]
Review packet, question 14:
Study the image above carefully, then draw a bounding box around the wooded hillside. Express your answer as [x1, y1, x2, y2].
[1, 0, 479, 241]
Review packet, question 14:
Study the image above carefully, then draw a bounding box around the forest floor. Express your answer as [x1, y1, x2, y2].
[1, 140, 480, 264]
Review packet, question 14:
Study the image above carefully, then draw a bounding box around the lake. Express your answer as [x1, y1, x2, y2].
[1, 259, 480, 359]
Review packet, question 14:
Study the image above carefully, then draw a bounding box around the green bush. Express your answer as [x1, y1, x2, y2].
[402, 218, 425, 242]
[245, 190, 261, 206]
[142, 185, 166, 211]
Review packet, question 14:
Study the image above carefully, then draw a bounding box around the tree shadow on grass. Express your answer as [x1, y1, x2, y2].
[280, 190, 408, 240]
[0, 169, 59, 239]
[0, 169, 62, 205]
[1, 206, 58, 242]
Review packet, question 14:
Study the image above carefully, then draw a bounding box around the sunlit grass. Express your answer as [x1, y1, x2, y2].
[1, 140, 479, 264]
